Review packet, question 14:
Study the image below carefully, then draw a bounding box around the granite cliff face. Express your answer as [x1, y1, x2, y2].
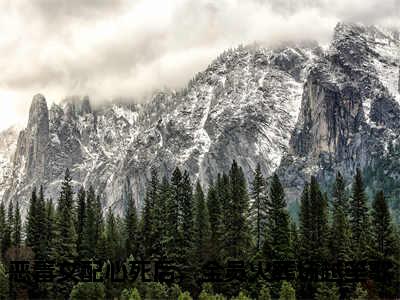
[0, 23, 399, 215]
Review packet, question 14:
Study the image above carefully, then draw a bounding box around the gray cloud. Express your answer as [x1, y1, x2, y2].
[0, 0, 399, 130]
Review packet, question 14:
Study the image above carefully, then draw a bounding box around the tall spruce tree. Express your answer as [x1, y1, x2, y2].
[225, 160, 252, 260]
[125, 191, 139, 259]
[12, 201, 21, 247]
[0, 202, 5, 257]
[84, 186, 97, 258]
[250, 164, 267, 252]
[26, 188, 38, 250]
[76, 187, 87, 258]
[329, 172, 352, 299]
[266, 174, 291, 260]
[54, 169, 77, 263]
[371, 190, 398, 298]
[194, 181, 211, 264]
[207, 182, 224, 261]
[166, 167, 183, 260]
[350, 168, 370, 260]
[141, 168, 159, 258]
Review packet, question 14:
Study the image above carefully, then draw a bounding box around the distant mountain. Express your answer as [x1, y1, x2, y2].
[1, 23, 399, 217]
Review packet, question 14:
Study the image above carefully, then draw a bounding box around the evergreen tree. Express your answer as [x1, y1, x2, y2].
[314, 283, 340, 300]
[1, 202, 13, 259]
[194, 181, 211, 264]
[298, 183, 312, 260]
[84, 186, 97, 258]
[36, 186, 47, 259]
[105, 208, 120, 261]
[0, 261, 9, 300]
[76, 187, 87, 258]
[250, 164, 267, 252]
[371, 190, 398, 298]
[166, 167, 183, 260]
[329, 173, 352, 300]
[12, 201, 21, 247]
[225, 160, 252, 260]
[330, 172, 351, 262]
[141, 168, 159, 258]
[207, 182, 224, 261]
[125, 192, 139, 259]
[155, 176, 171, 259]
[279, 281, 296, 300]
[0, 202, 5, 258]
[259, 285, 272, 300]
[70, 282, 106, 300]
[44, 199, 55, 259]
[94, 195, 105, 259]
[350, 168, 370, 260]
[53, 169, 77, 297]
[351, 283, 368, 300]
[26, 188, 38, 249]
[266, 174, 291, 260]
[121, 288, 142, 300]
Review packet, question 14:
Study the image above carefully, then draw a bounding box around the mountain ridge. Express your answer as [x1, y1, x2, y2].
[1, 22, 399, 217]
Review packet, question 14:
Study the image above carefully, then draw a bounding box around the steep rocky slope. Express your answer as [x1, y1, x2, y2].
[0, 23, 399, 216]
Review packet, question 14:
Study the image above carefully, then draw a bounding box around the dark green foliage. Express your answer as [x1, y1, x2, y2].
[141, 168, 159, 258]
[350, 169, 371, 260]
[76, 187, 87, 258]
[0, 261, 9, 300]
[279, 281, 296, 300]
[266, 174, 291, 260]
[314, 283, 340, 300]
[250, 164, 267, 252]
[194, 181, 211, 264]
[224, 160, 252, 260]
[371, 190, 399, 298]
[207, 183, 224, 261]
[12, 201, 21, 247]
[70, 282, 106, 300]
[4, 163, 400, 300]
[125, 191, 139, 259]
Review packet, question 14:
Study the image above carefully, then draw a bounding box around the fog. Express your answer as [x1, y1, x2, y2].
[0, 0, 399, 130]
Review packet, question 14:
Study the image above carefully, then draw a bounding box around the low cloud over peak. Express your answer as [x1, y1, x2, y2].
[0, 0, 399, 130]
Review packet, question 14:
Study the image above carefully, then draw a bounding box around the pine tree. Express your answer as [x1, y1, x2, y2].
[12, 201, 21, 247]
[142, 168, 159, 258]
[350, 168, 370, 260]
[0, 202, 5, 258]
[0, 261, 9, 300]
[44, 199, 55, 259]
[53, 169, 77, 297]
[155, 176, 171, 259]
[314, 283, 340, 300]
[329, 173, 352, 300]
[207, 182, 224, 261]
[279, 281, 296, 300]
[194, 181, 211, 264]
[1, 203, 11, 260]
[166, 167, 183, 260]
[266, 174, 291, 260]
[70, 282, 106, 300]
[250, 164, 267, 252]
[125, 192, 139, 259]
[371, 190, 398, 298]
[298, 183, 312, 260]
[94, 195, 105, 259]
[84, 186, 97, 258]
[351, 283, 368, 300]
[26, 188, 38, 249]
[225, 160, 252, 260]
[330, 172, 351, 262]
[76, 187, 87, 258]
[36, 186, 47, 259]
[105, 208, 119, 261]
[259, 285, 272, 300]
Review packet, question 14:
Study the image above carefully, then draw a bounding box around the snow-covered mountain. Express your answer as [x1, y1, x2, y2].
[0, 23, 399, 216]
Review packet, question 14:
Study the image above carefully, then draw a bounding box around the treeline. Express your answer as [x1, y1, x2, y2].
[0, 161, 399, 299]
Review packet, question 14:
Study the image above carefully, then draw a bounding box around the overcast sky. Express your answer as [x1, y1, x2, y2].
[0, 0, 399, 130]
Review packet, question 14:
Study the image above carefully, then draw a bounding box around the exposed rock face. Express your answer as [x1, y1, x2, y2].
[0, 23, 399, 216]
[278, 23, 400, 199]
